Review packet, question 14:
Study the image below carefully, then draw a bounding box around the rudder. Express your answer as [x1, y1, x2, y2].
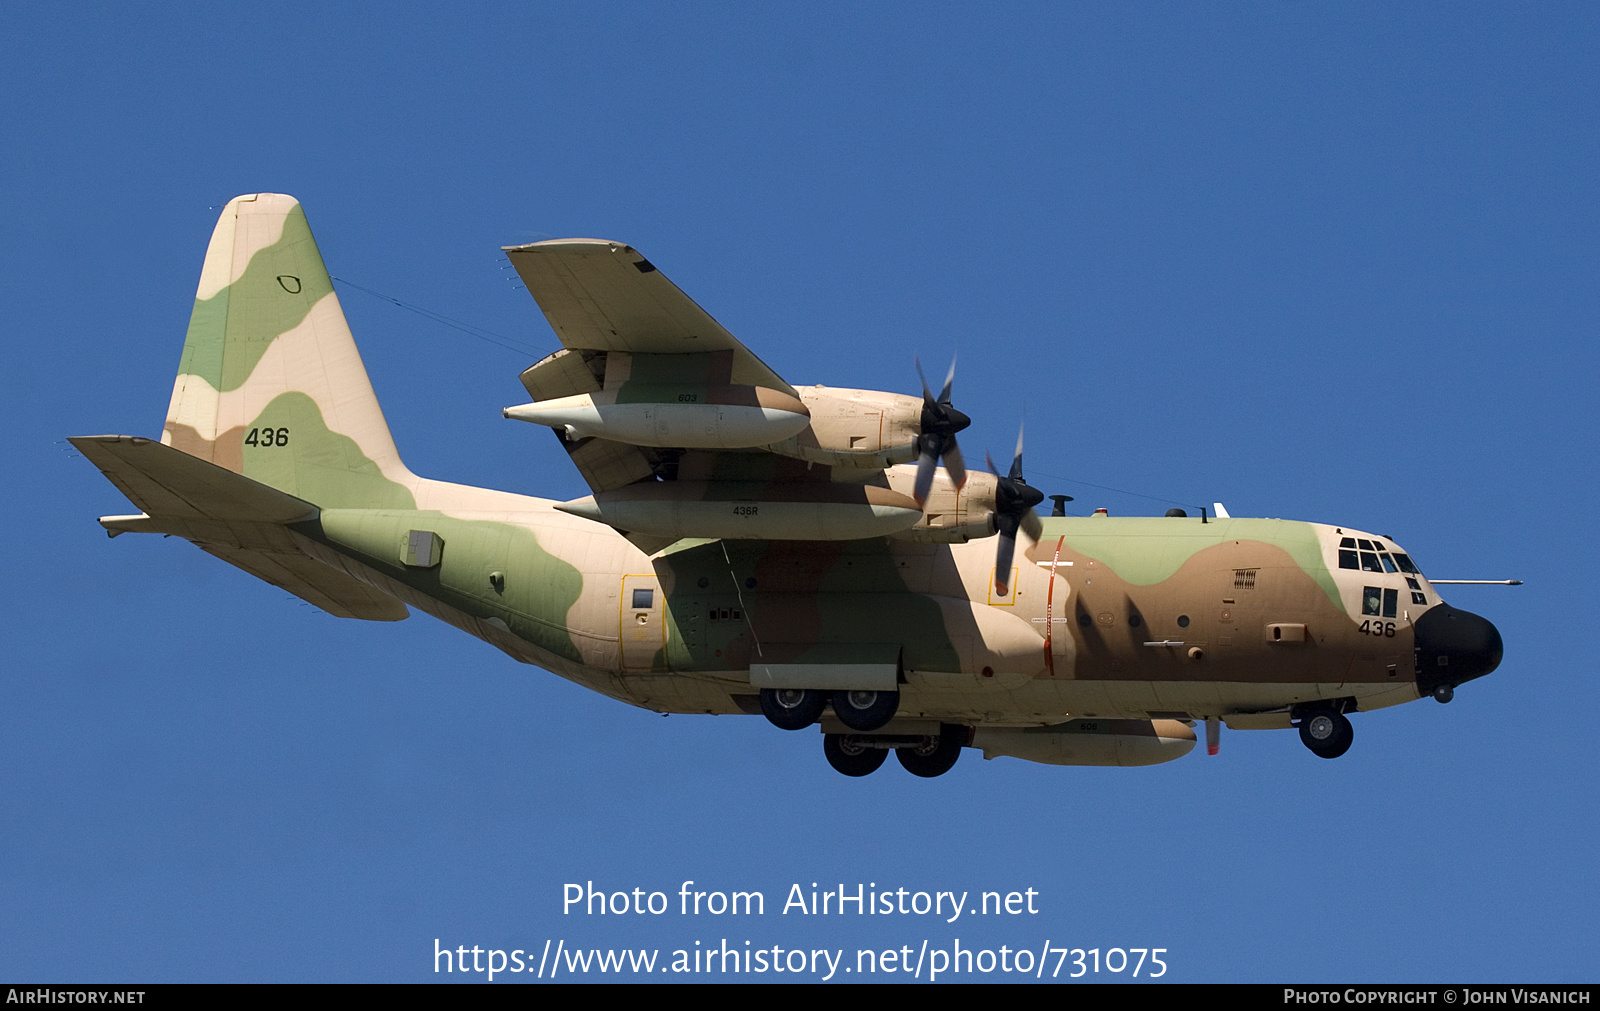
[162, 193, 414, 509]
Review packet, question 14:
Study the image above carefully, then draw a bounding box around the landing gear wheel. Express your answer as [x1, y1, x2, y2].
[760, 688, 825, 730]
[824, 734, 887, 777]
[831, 689, 900, 731]
[1298, 709, 1354, 759]
[896, 724, 965, 778]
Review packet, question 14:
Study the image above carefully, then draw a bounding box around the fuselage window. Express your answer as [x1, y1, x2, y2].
[632, 588, 654, 608]
[1339, 549, 1359, 569]
[1358, 539, 1375, 550]
[1392, 553, 1421, 575]
[1383, 588, 1398, 618]
[1412, 592, 1428, 605]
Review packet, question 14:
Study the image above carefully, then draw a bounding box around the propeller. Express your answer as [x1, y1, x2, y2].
[913, 356, 971, 506]
[987, 423, 1044, 597]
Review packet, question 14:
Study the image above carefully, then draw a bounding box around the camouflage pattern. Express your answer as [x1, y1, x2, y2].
[74, 195, 1503, 772]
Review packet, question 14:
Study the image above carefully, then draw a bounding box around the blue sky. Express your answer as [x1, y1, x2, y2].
[3, 3, 1596, 982]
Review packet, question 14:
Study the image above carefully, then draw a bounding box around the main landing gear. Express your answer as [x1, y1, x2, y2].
[822, 725, 967, 778]
[1296, 707, 1354, 759]
[823, 734, 888, 777]
[759, 688, 826, 730]
[758, 687, 962, 776]
[758, 687, 900, 732]
[831, 689, 899, 731]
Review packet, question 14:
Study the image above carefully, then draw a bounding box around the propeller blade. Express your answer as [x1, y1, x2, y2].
[913, 440, 939, 506]
[994, 512, 1019, 596]
[987, 419, 1042, 592]
[938, 355, 956, 405]
[914, 356, 970, 505]
[1020, 508, 1043, 542]
[943, 438, 967, 490]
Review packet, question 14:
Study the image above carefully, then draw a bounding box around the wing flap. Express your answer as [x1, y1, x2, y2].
[519, 347, 602, 401]
[562, 434, 656, 492]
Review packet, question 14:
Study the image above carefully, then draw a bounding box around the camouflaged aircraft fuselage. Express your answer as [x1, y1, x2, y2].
[73, 194, 1504, 773]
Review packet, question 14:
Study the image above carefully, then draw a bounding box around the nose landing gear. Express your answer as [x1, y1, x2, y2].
[1296, 708, 1354, 759]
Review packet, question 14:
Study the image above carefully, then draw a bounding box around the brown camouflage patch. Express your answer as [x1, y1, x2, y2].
[161, 422, 246, 474]
[162, 421, 214, 464]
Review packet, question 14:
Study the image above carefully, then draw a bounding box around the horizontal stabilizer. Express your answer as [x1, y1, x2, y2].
[197, 542, 409, 621]
[70, 435, 318, 523]
[74, 434, 407, 621]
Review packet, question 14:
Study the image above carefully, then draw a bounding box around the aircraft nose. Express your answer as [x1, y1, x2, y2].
[1414, 604, 1503, 701]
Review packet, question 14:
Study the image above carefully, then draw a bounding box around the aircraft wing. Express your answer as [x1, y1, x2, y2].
[501, 240, 954, 553]
[504, 239, 796, 396]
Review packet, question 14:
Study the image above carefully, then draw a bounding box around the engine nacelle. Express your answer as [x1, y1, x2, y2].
[765, 386, 924, 468]
[972, 719, 1196, 766]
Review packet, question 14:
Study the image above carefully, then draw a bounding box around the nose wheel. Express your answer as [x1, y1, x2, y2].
[1297, 708, 1354, 759]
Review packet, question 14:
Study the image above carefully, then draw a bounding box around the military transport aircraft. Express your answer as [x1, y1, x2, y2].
[73, 194, 1506, 777]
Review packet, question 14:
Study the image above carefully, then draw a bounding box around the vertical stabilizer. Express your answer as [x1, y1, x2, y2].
[163, 194, 415, 509]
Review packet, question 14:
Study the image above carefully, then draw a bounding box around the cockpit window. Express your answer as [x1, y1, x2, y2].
[1337, 537, 1425, 579]
[1363, 586, 1398, 618]
[1362, 586, 1383, 615]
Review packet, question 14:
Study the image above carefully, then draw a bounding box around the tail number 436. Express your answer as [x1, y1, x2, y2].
[245, 427, 289, 447]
